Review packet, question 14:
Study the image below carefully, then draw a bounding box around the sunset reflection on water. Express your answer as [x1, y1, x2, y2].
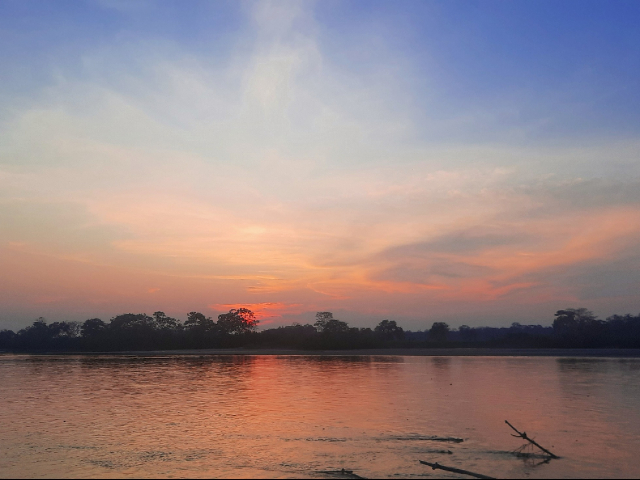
[1, 355, 640, 478]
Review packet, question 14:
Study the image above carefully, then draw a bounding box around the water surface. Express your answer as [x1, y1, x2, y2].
[1, 355, 639, 478]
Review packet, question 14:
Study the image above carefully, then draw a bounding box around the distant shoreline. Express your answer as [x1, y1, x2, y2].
[4, 347, 640, 357]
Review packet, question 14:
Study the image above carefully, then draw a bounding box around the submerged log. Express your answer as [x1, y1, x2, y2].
[390, 435, 463, 443]
[318, 468, 366, 479]
[419, 460, 495, 479]
[505, 420, 559, 459]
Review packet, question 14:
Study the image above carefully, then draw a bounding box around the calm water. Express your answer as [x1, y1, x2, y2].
[1, 355, 640, 479]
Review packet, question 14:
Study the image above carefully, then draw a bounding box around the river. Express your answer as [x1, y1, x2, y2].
[1, 354, 639, 478]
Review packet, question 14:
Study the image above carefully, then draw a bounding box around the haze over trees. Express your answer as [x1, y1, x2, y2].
[1, 308, 640, 353]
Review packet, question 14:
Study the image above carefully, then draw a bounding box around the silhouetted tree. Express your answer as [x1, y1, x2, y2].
[17, 318, 52, 350]
[374, 320, 404, 340]
[429, 322, 450, 342]
[553, 308, 597, 334]
[106, 314, 159, 350]
[217, 308, 258, 335]
[81, 318, 106, 337]
[312, 312, 349, 336]
[553, 308, 607, 347]
[110, 313, 155, 332]
[49, 321, 80, 338]
[184, 311, 216, 332]
[322, 318, 350, 334]
[152, 311, 182, 331]
[314, 312, 334, 332]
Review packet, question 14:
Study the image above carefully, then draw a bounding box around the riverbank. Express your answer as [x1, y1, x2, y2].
[6, 347, 640, 357]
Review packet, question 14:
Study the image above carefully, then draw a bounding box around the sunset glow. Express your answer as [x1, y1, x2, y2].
[1, 1, 640, 330]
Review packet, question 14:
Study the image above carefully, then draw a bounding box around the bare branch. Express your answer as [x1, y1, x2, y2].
[419, 460, 495, 479]
[505, 420, 559, 459]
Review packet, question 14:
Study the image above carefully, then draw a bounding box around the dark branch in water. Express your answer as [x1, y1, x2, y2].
[419, 460, 495, 479]
[505, 420, 559, 459]
[388, 435, 463, 443]
[318, 469, 366, 479]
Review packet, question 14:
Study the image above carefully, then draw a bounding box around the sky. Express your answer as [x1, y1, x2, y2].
[1, 0, 640, 331]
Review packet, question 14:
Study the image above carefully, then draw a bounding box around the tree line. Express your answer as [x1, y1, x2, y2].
[1, 307, 640, 352]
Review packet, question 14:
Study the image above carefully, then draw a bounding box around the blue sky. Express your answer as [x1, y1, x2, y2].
[1, 0, 639, 330]
[3, 0, 639, 141]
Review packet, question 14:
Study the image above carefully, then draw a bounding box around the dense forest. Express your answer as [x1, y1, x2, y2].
[1, 308, 640, 352]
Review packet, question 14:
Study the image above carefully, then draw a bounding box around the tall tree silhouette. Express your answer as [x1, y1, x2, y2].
[375, 320, 404, 340]
[314, 312, 334, 332]
[217, 308, 258, 335]
[429, 322, 450, 342]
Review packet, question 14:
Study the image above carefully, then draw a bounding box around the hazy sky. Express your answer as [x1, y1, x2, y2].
[1, 0, 640, 330]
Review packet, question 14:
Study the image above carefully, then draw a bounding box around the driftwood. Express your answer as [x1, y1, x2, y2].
[389, 435, 463, 443]
[419, 460, 495, 479]
[505, 420, 559, 459]
[318, 469, 366, 479]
